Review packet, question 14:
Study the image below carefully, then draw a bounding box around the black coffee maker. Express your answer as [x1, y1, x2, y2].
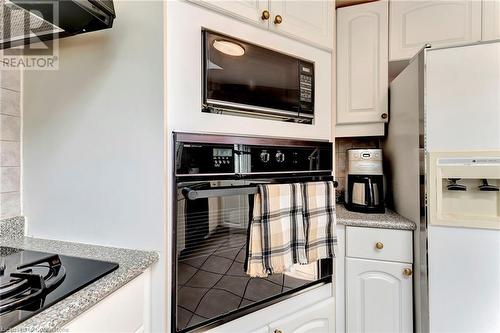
[345, 149, 385, 214]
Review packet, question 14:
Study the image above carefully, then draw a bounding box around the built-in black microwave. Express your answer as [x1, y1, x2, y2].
[202, 30, 315, 124]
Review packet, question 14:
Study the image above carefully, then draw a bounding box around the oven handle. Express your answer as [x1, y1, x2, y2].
[182, 181, 338, 200]
[182, 186, 259, 200]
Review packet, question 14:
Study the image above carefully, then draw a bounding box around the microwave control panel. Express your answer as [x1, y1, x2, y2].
[299, 61, 314, 113]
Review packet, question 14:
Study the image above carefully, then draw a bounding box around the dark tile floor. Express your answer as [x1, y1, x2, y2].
[176, 227, 310, 331]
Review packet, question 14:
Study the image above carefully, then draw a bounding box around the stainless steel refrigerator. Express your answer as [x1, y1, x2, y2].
[384, 41, 500, 333]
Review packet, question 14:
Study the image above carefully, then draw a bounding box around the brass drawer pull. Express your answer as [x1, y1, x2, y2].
[375, 242, 384, 250]
[261, 10, 270, 20]
[274, 15, 283, 24]
[274, 330, 283, 333]
[403, 268, 413, 276]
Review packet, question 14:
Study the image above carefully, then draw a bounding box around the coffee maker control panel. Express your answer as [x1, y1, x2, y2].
[348, 149, 383, 175]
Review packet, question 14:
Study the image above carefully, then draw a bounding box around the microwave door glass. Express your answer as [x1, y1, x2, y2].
[205, 32, 300, 113]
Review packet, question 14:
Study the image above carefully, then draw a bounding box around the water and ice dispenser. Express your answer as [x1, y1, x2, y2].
[428, 152, 500, 229]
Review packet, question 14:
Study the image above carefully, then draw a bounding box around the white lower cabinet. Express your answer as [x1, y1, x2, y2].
[63, 270, 152, 333]
[346, 258, 413, 333]
[251, 327, 272, 333]
[208, 284, 334, 333]
[346, 227, 413, 263]
[269, 298, 335, 333]
[337, 226, 414, 332]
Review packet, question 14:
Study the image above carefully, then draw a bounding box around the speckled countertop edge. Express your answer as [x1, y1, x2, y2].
[336, 204, 417, 231]
[0, 216, 25, 241]
[3, 236, 159, 333]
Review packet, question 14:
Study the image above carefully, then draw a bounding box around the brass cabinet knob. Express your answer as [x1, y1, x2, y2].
[274, 330, 283, 333]
[375, 242, 384, 250]
[261, 10, 270, 20]
[274, 15, 283, 24]
[403, 268, 413, 276]
[381, 113, 388, 119]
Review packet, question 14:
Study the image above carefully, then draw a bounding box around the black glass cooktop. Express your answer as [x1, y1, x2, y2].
[0, 246, 118, 332]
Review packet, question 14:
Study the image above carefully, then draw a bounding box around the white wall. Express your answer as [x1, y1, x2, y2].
[22, 1, 166, 332]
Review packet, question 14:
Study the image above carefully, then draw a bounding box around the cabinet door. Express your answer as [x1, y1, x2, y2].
[250, 328, 270, 333]
[64, 271, 150, 333]
[190, 0, 269, 27]
[269, 0, 333, 49]
[269, 298, 334, 333]
[346, 258, 413, 333]
[336, 1, 388, 125]
[482, 0, 500, 41]
[389, 1, 482, 61]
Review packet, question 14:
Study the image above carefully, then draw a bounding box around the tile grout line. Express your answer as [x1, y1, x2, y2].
[0, 87, 21, 93]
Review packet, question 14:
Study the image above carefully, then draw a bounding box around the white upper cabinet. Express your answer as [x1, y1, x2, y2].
[189, 0, 333, 50]
[191, 0, 269, 27]
[389, 0, 482, 61]
[482, 0, 500, 41]
[346, 258, 413, 333]
[269, 1, 334, 49]
[269, 298, 335, 333]
[337, 1, 388, 125]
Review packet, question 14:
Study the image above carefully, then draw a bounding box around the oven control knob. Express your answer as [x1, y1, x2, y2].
[260, 150, 270, 163]
[275, 151, 285, 163]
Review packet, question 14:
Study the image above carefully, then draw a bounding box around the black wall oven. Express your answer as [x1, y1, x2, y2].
[172, 133, 334, 332]
[202, 30, 315, 124]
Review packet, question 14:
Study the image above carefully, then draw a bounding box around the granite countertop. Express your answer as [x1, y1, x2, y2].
[336, 204, 417, 231]
[1, 219, 159, 333]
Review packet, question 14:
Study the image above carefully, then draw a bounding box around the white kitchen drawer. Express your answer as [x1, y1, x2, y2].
[346, 227, 413, 263]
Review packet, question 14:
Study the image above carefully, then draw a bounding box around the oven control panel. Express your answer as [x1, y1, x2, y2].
[212, 148, 233, 169]
[249, 146, 331, 173]
[176, 142, 235, 175]
[175, 133, 332, 177]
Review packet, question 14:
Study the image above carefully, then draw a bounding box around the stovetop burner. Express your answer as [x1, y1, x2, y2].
[0, 249, 66, 315]
[0, 246, 118, 332]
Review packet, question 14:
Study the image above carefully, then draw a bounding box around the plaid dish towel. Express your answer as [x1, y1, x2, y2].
[246, 181, 337, 278]
[246, 183, 307, 277]
[302, 181, 337, 262]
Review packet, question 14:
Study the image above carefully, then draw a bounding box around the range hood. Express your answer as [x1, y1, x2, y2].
[0, 0, 115, 49]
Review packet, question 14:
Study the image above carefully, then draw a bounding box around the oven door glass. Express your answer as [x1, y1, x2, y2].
[175, 180, 328, 332]
[204, 31, 301, 114]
